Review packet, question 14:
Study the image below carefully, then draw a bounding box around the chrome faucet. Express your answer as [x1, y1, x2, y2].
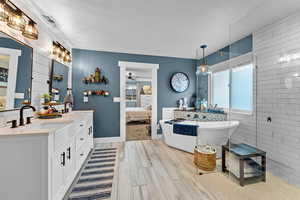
[19, 105, 36, 126]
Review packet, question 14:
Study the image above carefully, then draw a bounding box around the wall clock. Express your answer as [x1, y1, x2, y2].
[170, 72, 190, 93]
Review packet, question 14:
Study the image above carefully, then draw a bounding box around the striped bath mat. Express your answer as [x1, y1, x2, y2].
[66, 148, 117, 200]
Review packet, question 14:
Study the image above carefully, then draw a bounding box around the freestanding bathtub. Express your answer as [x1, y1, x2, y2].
[160, 120, 240, 157]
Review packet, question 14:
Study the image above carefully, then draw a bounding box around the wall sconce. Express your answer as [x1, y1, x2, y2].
[52, 41, 72, 63]
[0, 0, 38, 40]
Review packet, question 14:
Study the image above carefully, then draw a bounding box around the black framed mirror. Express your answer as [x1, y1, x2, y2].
[0, 31, 33, 112]
[49, 59, 69, 103]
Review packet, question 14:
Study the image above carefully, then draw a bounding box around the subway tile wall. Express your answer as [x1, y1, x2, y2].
[231, 11, 300, 186]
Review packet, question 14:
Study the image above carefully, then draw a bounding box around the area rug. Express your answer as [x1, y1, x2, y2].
[66, 148, 117, 200]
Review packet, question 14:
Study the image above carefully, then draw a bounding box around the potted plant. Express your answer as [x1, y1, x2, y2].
[41, 93, 52, 104]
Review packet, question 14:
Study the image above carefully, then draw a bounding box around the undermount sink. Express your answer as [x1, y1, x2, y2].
[18, 119, 73, 131]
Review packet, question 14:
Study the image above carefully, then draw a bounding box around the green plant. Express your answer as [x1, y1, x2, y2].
[41, 93, 52, 100]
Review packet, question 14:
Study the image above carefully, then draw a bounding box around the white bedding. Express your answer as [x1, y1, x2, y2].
[126, 107, 147, 112]
[126, 107, 151, 122]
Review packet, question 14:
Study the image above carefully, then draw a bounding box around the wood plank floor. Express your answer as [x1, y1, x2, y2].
[96, 140, 300, 200]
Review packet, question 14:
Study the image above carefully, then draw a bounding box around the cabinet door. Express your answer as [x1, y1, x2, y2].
[64, 137, 76, 185]
[52, 149, 65, 199]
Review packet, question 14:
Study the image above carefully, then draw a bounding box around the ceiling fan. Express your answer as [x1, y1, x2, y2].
[127, 72, 136, 80]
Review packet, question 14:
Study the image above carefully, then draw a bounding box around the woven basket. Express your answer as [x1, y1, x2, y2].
[194, 145, 216, 171]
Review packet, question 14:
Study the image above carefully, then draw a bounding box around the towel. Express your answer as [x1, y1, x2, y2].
[165, 118, 185, 125]
[173, 123, 198, 136]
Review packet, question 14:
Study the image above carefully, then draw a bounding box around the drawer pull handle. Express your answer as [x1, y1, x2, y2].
[67, 147, 71, 159]
[61, 152, 66, 166]
[80, 138, 84, 141]
[80, 153, 84, 156]
[80, 124, 83, 127]
[88, 126, 92, 135]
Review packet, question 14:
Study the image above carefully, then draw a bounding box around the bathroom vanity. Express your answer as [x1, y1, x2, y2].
[0, 110, 94, 200]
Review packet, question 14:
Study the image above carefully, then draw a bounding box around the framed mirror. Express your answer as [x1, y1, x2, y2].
[0, 31, 33, 112]
[49, 59, 69, 103]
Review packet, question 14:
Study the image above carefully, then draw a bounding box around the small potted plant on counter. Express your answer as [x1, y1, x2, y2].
[40, 93, 52, 104]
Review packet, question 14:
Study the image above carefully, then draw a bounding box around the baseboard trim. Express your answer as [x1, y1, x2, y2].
[94, 137, 123, 144]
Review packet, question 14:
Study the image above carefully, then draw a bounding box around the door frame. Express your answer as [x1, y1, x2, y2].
[0, 47, 21, 110]
[118, 61, 159, 141]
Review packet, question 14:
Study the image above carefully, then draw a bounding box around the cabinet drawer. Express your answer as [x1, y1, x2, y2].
[54, 125, 71, 151]
[76, 131, 86, 151]
[76, 123, 93, 150]
[76, 141, 90, 169]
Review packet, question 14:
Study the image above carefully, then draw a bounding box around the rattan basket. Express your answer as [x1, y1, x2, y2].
[194, 145, 216, 171]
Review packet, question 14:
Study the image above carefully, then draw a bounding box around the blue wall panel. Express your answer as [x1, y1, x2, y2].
[72, 49, 196, 138]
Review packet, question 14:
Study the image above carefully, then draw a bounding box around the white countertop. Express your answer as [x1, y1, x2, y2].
[0, 110, 93, 137]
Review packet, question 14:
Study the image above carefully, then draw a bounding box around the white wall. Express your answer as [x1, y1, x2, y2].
[231, 11, 300, 186]
[0, 0, 72, 126]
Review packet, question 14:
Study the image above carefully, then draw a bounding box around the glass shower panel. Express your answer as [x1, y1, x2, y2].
[228, 2, 300, 188]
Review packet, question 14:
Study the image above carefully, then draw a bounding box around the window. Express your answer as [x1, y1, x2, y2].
[212, 70, 229, 108]
[211, 63, 253, 112]
[231, 63, 253, 111]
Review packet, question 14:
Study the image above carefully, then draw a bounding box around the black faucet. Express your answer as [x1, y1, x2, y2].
[19, 105, 36, 126]
[64, 101, 72, 113]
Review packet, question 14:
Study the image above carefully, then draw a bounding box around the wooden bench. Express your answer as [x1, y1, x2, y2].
[222, 143, 266, 186]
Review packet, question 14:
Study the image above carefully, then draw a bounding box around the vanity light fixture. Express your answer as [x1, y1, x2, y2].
[64, 51, 71, 62]
[7, 8, 25, 31]
[0, 0, 9, 22]
[22, 20, 38, 40]
[197, 45, 209, 74]
[52, 41, 60, 56]
[60, 47, 66, 58]
[0, 0, 38, 40]
[52, 41, 72, 63]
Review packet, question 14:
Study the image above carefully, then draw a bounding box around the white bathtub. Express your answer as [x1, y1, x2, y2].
[160, 120, 239, 156]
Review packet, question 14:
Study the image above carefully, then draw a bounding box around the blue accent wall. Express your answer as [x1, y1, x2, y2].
[0, 37, 32, 108]
[197, 35, 253, 100]
[52, 60, 69, 102]
[72, 49, 197, 138]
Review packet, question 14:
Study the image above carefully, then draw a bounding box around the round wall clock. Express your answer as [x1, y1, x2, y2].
[170, 72, 190, 93]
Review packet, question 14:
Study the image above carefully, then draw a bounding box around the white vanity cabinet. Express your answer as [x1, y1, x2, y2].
[0, 111, 94, 200]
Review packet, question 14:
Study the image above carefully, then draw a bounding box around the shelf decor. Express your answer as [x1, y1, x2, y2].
[84, 90, 110, 97]
[53, 74, 63, 81]
[83, 67, 109, 84]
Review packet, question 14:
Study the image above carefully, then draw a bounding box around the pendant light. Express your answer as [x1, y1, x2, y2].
[7, 8, 25, 31]
[22, 20, 38, 40]
[197, 45, 209, 74]
[0, 0, 9, 22]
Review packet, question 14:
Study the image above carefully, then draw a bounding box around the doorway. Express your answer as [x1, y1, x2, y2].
[119, 61, 159, 141]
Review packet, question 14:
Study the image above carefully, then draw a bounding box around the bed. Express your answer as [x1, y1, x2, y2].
[126, 107, 151, 123]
